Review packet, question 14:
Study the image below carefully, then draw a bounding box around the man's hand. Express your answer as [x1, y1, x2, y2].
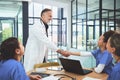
[57, 49, 70, 57]
[61, 50, 71, 57]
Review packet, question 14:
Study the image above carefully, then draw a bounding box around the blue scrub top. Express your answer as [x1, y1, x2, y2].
[107, 62, 120, 80]
[91, 49, 113, 74]
[0, 59, 30, 80]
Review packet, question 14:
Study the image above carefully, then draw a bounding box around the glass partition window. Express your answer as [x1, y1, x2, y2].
[18, 6, 23, 43]
[72, 24, 77, 48]
[61, 19, 67, 46]
[49, 19, 58, 46]
[1, 20, 13, 41]
[0, 1, 22, 43]
[71, 0, 77, 48]
[77, 1, 86, 50]
[71, 0, 120, 51]
[77, 22, 86, 50]
[71, 0, 120, 68]
[116, 0, 120, 31]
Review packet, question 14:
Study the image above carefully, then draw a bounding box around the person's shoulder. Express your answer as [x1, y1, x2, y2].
[6, 59, 17, 63]
[103, 50, 110, 54]
[6, 59, 21, 66]
[30, 23, 43, 30]
[114, 62, 120, 71]
[33, 21, 43, 27]
[0, 59, 21, 70]
[91, 48, 98, 51]
[92, 49, 100, 53]
[91, 49, 99, 54]
[103, 50, 112, 56]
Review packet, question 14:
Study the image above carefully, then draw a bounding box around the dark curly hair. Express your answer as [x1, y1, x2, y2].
[0, 37, 19, 60]
[103, 30, 115, 43]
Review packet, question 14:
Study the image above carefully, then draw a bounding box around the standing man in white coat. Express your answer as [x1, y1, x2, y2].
[24, 8, 69, 72]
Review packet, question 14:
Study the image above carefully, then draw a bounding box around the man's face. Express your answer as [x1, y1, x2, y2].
[42, 11, 52, 23]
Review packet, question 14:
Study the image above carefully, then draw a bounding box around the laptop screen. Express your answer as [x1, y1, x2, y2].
[59, 57, 92, 75]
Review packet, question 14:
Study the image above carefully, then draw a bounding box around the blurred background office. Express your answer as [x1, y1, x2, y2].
[0, 0, 120, 68]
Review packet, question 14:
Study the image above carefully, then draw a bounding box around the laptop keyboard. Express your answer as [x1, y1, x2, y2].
[30, 72, 50, 78]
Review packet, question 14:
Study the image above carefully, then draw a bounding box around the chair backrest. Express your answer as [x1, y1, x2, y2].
[34, 62, 60, 70]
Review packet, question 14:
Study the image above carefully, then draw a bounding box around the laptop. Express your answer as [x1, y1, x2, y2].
[59, 57, 92, 75]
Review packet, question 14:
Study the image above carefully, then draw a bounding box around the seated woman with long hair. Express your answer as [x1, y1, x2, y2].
[0, 37, 41, 80]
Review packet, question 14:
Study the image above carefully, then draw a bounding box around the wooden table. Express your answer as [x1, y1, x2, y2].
[35, 68, 108, 80]
[28, 66, 108, 80]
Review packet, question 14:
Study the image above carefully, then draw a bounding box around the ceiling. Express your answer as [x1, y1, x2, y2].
[0, 0, 119, 18]
[0, 0, 31, 18]
[0, 0, 71, 18]
[0, 1, 22, 17]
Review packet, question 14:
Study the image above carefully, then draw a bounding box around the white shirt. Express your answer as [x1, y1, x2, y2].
[24, 20, 58, 72]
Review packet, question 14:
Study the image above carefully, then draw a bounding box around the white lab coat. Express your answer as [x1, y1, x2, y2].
[24, 20, 58, 72]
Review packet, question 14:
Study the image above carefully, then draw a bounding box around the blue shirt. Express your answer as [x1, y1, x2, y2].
[91, 49, 113, 74]
[107, 62, 120, 80]
[0, 59, 30, 80]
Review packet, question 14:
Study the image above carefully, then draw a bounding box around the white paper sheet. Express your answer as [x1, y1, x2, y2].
[42, 75, 59, 80]
[35, 68, 47, 72]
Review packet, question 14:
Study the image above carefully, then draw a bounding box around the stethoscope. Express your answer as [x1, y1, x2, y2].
[54, 74, 76, 80]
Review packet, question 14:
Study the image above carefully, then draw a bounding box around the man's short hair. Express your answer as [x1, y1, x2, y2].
[41, 8, 52, 17]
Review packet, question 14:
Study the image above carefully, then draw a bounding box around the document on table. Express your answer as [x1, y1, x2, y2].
[82, 76, 101, 80]
[42, 75, 59, 80]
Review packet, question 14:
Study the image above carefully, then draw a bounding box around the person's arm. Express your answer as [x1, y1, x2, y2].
[69, 51, 92, 57]
[94, 64, 105, 73]
[57, 49, 70, 57]
[32, 25, 58, 51]
[70, 51, 105, 73]
[32, 25, 68, 57]
[70, 52, 81, 56]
